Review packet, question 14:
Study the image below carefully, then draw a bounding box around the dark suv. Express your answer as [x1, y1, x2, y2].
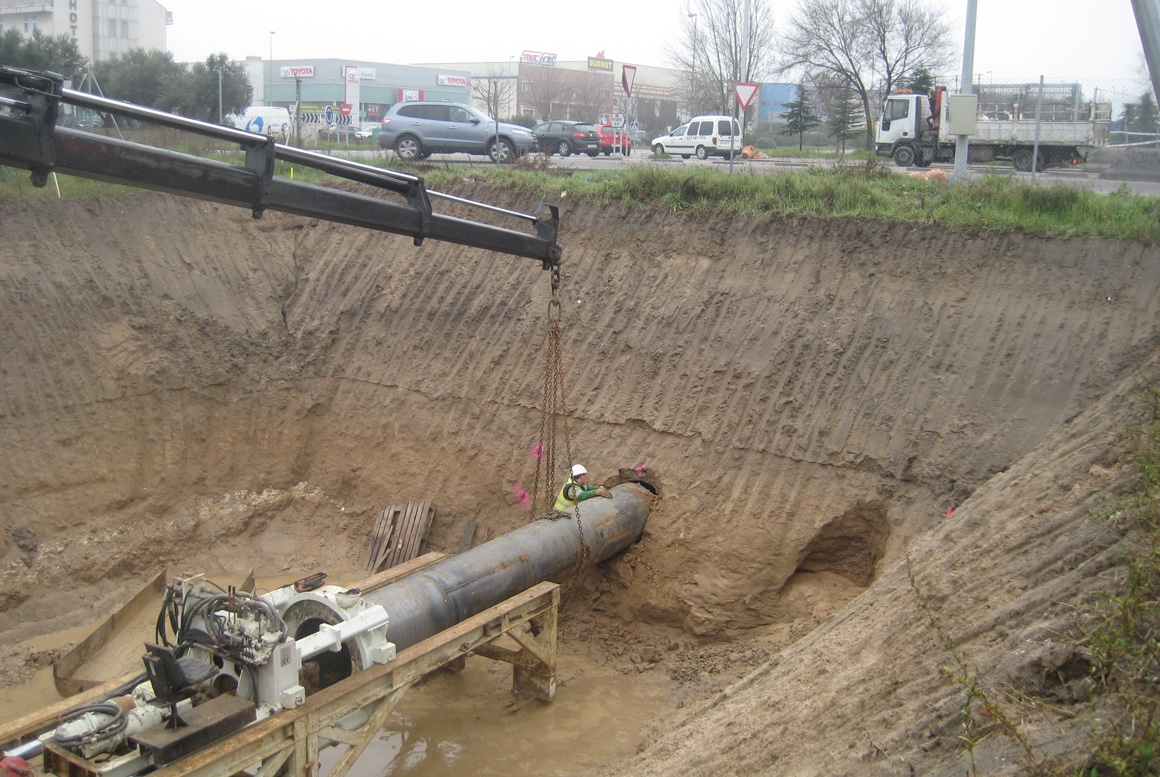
[531, 121, 601, 157]
[378, 102, 538, 163]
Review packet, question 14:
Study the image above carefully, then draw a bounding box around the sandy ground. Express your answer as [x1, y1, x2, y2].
[1, 185, 1159, 773]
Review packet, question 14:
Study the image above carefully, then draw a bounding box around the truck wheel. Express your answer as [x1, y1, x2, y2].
[892, 145, 915, 167]
[1012, 148, 1042, 173]
[695, 146, 709, 160]
[914, 148, 932, 168]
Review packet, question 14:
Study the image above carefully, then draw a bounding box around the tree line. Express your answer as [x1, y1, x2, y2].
[1, 30, 252, 123]
[673, 0, 945, 149]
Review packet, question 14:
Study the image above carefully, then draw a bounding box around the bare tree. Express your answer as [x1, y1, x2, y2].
[471, 64, 517, 120]
[523, 63, 569, 121]
[780, 0, 953, 148]
[669, 0, 775, 117]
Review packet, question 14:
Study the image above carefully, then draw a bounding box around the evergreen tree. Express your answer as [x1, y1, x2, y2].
[903, 66, 936, 96]
[1119, 102, 1139, 133]
[1138, 91, 1159, 135]
[827, 86, 864, 153]
[780, 83, 822, 151]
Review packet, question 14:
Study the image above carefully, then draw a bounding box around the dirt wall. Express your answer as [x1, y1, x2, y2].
[1, 189, 1158, 655]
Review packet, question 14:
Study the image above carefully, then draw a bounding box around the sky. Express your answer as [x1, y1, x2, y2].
[162, 0, 1148, 96]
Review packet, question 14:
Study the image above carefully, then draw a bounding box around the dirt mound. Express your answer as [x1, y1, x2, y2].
[1, 189, 1158, 772]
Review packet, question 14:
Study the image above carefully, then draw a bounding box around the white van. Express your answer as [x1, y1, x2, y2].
[227, 107, 292, 139]
[650, 115, 742, 160]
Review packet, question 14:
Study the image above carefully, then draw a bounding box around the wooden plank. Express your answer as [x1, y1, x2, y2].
[458, 520, 478, 554]
[403, 503, 431, 563]
[384, 502, 420, 569]
[415, 501, 435, 557]
[53, 569, 167, 696]
[366, 504, 397, 571]
[354, 552, 446, 593]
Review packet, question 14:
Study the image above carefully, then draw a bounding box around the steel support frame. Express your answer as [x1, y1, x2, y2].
[146, 582, 559, 777]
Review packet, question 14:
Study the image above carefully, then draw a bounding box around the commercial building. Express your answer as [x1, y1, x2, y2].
[419, 53, 683, 137]
[0, 0, 170, 64]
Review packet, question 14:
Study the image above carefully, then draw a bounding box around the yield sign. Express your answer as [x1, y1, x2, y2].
[735, 82, 760, 110]
[621, 64, 637, 98]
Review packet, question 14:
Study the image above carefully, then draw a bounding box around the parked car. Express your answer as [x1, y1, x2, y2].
[354, 123, 379, 141]
[378, 101, 537, 163]
[650, 115, 742, 159]
[531, 121, 601, 157]
[597, 124, 632, 156]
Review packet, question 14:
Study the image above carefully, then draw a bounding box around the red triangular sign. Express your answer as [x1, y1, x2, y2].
[622, 65, 637, 98]
[735, 82, 760, 110]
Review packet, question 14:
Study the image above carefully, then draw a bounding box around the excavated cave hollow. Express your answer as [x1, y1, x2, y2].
[1, 186, 1159, 680]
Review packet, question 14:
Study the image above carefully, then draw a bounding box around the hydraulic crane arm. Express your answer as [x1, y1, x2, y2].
[0, 66, 561, 270]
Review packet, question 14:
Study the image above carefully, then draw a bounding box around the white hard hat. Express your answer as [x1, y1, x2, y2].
[570, 464, 587, 477]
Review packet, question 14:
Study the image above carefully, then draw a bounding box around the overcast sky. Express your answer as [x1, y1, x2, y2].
[163, 0, 1147, 94]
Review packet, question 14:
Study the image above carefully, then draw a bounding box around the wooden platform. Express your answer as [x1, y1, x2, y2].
[366, 500, 436, 572]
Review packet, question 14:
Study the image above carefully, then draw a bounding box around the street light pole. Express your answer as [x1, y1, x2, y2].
[688, 12, 697, 119]
[268, 31, 275, 107]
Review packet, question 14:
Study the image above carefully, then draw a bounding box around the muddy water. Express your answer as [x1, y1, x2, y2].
[326, 651, 673, 777]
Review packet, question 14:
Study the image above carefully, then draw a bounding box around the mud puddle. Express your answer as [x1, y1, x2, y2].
[325, 650, 676, 777]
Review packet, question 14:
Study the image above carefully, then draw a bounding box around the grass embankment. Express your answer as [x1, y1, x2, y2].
[3, 153, 1158, 243]
[471, 162, 1160, 242]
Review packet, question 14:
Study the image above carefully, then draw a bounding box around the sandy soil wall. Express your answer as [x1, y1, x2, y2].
[1, 190, 1158, 652]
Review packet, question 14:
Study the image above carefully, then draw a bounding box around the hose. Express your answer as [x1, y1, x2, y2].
[53, 702, 127, 747]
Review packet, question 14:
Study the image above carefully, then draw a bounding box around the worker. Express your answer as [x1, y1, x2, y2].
[554, 464, 611, 511]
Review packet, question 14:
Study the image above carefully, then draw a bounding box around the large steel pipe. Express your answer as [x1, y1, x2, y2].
[365, 482, 652, 650]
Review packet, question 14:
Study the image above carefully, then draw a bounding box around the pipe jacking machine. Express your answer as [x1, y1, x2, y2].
[9, 483, 653, 777]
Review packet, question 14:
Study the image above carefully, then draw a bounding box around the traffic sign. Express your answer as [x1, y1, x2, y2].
[621, 65, 637, 98]
[735, 82, 760, 110]
[340, 103, 352, 116]
[612, 112, 625, 128]
[324, 105, 335, 124]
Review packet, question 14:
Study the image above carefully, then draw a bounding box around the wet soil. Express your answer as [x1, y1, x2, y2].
[1, 186, 1159, 774]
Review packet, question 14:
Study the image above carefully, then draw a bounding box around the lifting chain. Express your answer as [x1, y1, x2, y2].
[529, 272, 590, 565]
[531, 285, 571, 515]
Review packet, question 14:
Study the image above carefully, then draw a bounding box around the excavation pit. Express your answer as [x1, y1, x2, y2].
[2, 190, 1159, 775]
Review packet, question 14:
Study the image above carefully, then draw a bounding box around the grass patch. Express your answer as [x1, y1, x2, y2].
[3, 144, 1158, 241]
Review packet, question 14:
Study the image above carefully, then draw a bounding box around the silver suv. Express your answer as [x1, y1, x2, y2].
[378, 102, 537, 163]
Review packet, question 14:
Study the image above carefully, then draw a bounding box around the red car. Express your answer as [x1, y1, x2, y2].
[598, 124, 633, 156]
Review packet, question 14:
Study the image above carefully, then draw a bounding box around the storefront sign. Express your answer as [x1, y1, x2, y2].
[438, 74, 469, 87]
[587, 57, 613, 73]
[521, 51, 557, 66]
[280, 66, 315, 78]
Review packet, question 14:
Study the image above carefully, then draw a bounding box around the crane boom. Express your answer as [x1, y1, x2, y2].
[0, 66, 561, 270]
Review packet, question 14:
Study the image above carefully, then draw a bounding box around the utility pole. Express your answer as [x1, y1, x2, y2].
[688, 12, 697, 119]
[952, 0, 977, 182]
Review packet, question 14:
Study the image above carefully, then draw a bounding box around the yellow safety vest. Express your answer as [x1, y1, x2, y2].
[554, 480, 581, 511]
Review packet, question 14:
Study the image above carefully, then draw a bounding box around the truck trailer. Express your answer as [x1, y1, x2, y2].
[875, 83, 1112, 172]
